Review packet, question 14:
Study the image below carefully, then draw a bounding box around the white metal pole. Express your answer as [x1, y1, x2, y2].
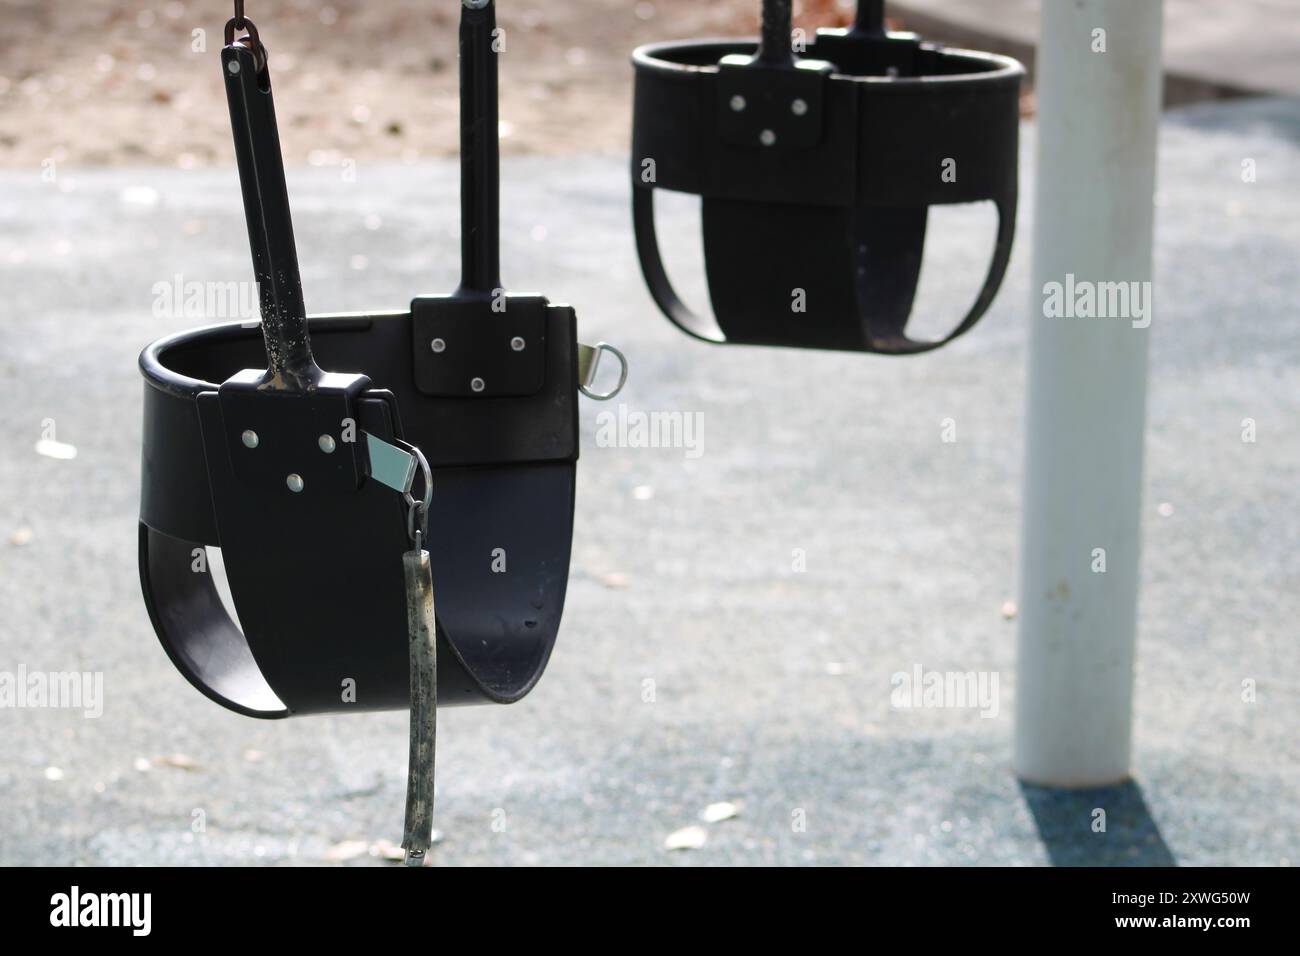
[1015, 0, 1164, 787]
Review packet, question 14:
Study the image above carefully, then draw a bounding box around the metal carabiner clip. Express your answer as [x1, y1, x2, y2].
[361, 431, 433, 547]
[404, 445, 433, 550]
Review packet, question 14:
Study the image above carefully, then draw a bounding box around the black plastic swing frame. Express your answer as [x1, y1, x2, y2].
[138, 1, 582, 718]
[631, 0, 1024, 353]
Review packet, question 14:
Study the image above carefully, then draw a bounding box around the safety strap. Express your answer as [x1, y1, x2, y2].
[364, 437, 438, 867]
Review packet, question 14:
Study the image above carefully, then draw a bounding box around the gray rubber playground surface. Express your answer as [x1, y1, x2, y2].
[0, 96, 1296, 866]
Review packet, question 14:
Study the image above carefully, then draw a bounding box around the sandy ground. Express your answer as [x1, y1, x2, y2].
[0, 0, 868, 169]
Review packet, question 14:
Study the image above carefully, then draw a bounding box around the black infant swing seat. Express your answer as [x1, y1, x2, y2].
[138, 308, 580, 718]
[138, 2, 617, 720]
[631, 0, 1024, 353]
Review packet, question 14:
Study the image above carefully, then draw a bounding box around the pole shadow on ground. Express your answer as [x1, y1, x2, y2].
[1019, 781, 1177, 867]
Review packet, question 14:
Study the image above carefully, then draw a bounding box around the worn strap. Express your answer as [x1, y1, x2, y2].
[401, 547, 437, 866]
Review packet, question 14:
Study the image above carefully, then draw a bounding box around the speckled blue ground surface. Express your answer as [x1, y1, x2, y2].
[1, 97, 1296, 865]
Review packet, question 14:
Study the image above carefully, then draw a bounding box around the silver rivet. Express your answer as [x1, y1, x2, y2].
[510, 336, 525, 352]
[791, 98, 808, 116]
[241, 430, 259, 449]
[470, 377, 486, 393]
[431, 337, 446, 353]
[286, 474, 304, 493]
[227, 60, 241, 75]
[760, 129, 777, 146]
[318, 434, 337, 454]
[730, 95, 746, 112]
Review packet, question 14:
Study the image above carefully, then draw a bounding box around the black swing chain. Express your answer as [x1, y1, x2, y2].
[224, 0, 267, 70]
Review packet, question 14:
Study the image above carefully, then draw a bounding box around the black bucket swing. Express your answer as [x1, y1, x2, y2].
[630, 0, 1024, 353]
[137, 0, 625, 862]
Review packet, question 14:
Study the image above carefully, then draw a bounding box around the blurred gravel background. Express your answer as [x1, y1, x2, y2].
[0, 0, 861, 168]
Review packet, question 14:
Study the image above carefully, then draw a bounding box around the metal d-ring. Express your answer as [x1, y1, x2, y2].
[578, 342, 628, 401]
[404, 444, 433, 547]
